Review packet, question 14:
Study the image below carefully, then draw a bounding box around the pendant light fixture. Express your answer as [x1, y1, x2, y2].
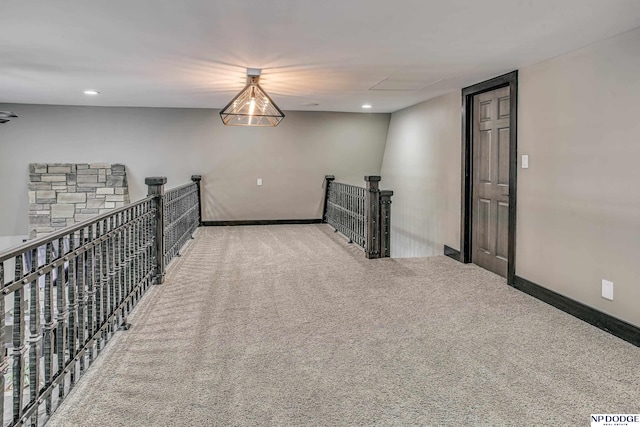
[220, 68, 284, 127]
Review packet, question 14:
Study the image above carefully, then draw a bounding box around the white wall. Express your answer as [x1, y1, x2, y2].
[517, 27, 640, 327]
[0, 105, 389, 236]
[380, 92, 461, 258]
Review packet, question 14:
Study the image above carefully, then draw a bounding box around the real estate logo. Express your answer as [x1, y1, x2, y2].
[591, 414, 640, 426]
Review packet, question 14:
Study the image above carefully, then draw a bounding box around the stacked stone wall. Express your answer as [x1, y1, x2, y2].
[28, 163, 129, 238]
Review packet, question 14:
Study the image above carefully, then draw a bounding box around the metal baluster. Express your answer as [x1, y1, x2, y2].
[141, 203, 147, 295]
[353, 186, 356, 243]
[351, 186, 354, 242]
[343, 186, 347, 238]
[143, 202, 150, 293]
[358, 188, 361, 245]
[338, 185, 342, 232]
[361, 188, 365, 246]
[174, 190, 178, 256]
[77, 228, 86, 375]
[133, 206, 140, 306]
[335, 185, 339, 230]
[331, 184, 340, 229]
[346, 186, 350, 240]
[164, 192, 169, 268]
[142, 203, 147, 293]
[137, 206, 143, 299]
[42, 242, 54, 416]
[128, 209, 134, 309]
[67, 232, 77, 387]
[166, 193, 171, 262]
[130, 208, 136, 305]
[149, 200, 156, 286]
[345, 185, 348, 238]
[56, 237, 67, 401]
[344, 186, 348, 237]
[124, 210, 131, 312]
[119, 211, 128, 327]
[360, 187, 363, 246]
[357, 188, 360, 244]
[100, 219, 109, 346]
[351, 186, 355, 242]
[172, 191, 176, 258]
[344, 187, 351, 243]
[95, 221, 104, 353]
[122, 210, 130, 317]
[141, 203, 146, 291]
[113, 214, 121, 330]
[28, 247, 41, 427]
[120, 211, 126, 313]
[13, 253, 26, 422]
[339, 185, 342, 233]
[86, 224, 95, 362]
[109, 216, 116, 334]
[129, 209, 134, 299]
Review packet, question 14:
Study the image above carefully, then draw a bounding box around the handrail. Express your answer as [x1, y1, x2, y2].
[162, 181, 195, 195]
[0, 197, 154, 263]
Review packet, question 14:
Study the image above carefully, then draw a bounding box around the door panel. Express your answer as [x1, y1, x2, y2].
[479, 130, 492, 183]
[477, 199, 491, 252]
[498, 96, 510, 119]
[497, 128, 510, 186]
[496, 201, 509, 260]
[472, 86, 510, 277]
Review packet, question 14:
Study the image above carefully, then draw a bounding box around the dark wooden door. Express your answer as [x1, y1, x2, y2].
[472, 86, 510, 277]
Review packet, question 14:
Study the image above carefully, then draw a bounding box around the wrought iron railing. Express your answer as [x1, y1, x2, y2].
[163, 176, 201, 268]
[0, 175, 201, 426]
[324, 181, 367, 248]
[323, 175, 393, 258]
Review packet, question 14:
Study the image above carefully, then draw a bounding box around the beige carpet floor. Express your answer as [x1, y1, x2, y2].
[48, 225, 639, 426]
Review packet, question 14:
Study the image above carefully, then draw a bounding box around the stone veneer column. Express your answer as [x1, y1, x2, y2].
[28, 163, 130, 238]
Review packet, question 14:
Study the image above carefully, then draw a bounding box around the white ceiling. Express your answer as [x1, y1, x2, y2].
[2, 0, 640, 113]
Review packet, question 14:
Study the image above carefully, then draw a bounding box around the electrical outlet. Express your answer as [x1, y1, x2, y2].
[257, 178, 262, 186]
[522, 155, 529, 169]
[601, 279, 614, 300]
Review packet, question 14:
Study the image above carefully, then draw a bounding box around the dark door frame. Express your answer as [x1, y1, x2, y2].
[460, 70, 518, 284]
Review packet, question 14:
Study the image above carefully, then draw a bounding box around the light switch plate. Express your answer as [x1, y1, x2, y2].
[257, 178, 263, 186]
[522, 155, 529, 169]
[602, 279, 614, 300]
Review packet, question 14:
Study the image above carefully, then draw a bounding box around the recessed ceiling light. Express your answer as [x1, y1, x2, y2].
[362, 104, 372, 109]
[84, 90, 100, 95]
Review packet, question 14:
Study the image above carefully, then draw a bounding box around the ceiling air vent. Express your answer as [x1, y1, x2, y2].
[369, 78, 442, 92]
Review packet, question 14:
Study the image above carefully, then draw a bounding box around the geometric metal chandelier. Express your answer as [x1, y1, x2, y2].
[219, 68, 285, 127]
[0, 111, 18, 124]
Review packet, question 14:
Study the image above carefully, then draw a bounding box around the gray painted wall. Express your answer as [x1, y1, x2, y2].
[0, 105, 390, 236]
[380, 27, 640, 327]
[380, 92, 462, 258]
[517, 27, 640, 327]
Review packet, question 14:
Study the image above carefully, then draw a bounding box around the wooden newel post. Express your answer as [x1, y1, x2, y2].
[323, 175, 335, 223]
[364, 175, 381, 259]
[146, 176, 167, 284]
[191, 175, 203, 226]
[379, 190, 393, 258]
